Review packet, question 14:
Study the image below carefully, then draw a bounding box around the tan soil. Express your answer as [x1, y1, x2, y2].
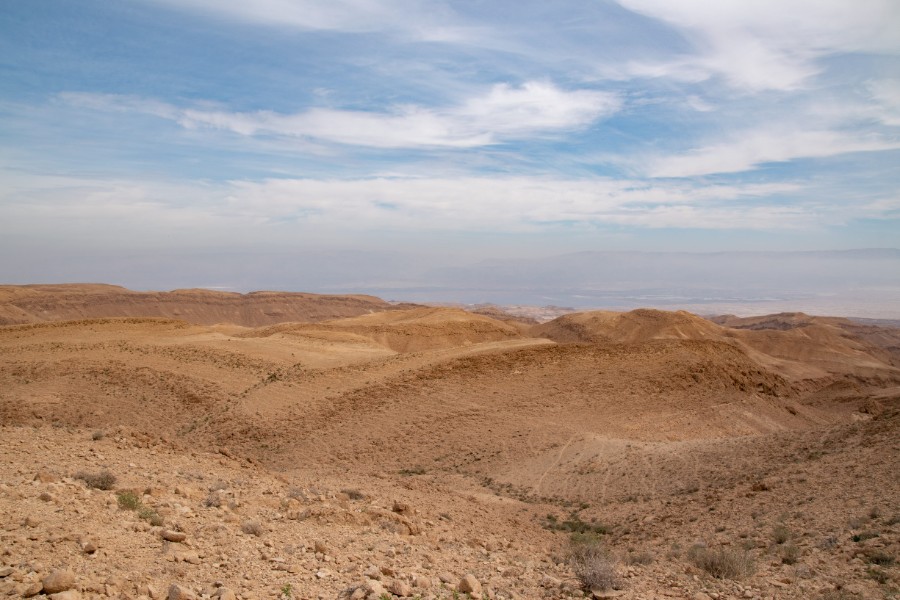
[1, 285, 898, 600]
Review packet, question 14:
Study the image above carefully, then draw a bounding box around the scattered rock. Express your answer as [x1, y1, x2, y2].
[42, 569, 75, 594]
[20, 581, 43, 598]
[34, 471, 57, 483]
[168, 583, 197, 600]
[175, 551, 201, 564]
[363, 565, 381, 580]
[362, 579, 385, 598]
[388, 580, 412, 597]
[0, 567, 12, 578]
[314, 540, 330, 555]
[162, 530, 187, 543]
[216, 588, 236, 600]
[459, 574, 482, 596]
[49, 591, 81, 600]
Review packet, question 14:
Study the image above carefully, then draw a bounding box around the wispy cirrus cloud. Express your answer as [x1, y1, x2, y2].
[147, 0, 476, 42]
[0, 171, 824, 237]
[61, 82, 619, 149]
[613, 0, 900, 91]
[643, 128, 900, 178]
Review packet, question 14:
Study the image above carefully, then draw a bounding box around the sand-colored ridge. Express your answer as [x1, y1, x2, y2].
[533, 308, 724, 344]
[239, 306, 524, 353]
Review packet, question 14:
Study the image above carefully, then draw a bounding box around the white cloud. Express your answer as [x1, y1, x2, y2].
[1, 170, 820, 237]
[644, 129, 900, 178]
[61, 83, 620, 148]
[147, 0, 472, 42]
[614, 0, 900, 90]
[868, 79, 900, 126]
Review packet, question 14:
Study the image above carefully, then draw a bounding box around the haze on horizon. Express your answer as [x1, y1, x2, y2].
[2, 1, 899, 316]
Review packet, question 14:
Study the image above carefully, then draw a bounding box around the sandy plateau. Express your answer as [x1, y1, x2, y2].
[1, 285, 898, 600]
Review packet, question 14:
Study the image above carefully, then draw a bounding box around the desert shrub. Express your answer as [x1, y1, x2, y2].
[780, 543, 800, 564]
[687, 545, 755, 579]
[568, 535, 620, 592]
[116, 490, 141, 510]
[341, 488, 365, 501]
[848, 515, 870, 529]
[75, 470, 117, 490]
[772, 524, 791, 545]
[820, 590, 859, 600]
[544, 513, 610, 536]
[205, 490, 224, 508]
[624, 550, 654, 565]
[851, 531, 879, 542]
[863, 549, 894, 566]
[138, 506, 164, 526]
[91, 430, 105, 441]
[867, 567, 889, 584]
[398, 466, 427, 476]
[242, 520, 264, 536]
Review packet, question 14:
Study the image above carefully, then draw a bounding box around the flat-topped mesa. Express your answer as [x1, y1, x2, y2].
[0, 284, 410, 327]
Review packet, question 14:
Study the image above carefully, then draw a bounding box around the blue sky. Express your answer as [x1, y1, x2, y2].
[1, 0, 900, 291]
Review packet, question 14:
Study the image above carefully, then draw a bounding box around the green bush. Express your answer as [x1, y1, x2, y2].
[117, 490, 142, 510]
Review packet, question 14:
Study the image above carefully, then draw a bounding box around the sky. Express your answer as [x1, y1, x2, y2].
[1, 1, 900, 304]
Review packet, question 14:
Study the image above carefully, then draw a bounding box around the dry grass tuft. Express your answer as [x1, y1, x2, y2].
[242, 520, 264, 536]
[687, 545, 755, 579]
[75, 469, 117, 490]
[568, 535, 620, 592]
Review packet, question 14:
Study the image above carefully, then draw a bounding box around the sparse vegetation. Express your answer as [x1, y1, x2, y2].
[91, 430, 105, 441]
[205, 490, 224, 507]
[568, 534, 620, 592]
[280, 583, 292, 598]
[116, 490, 141, 510]
[772, 524, 791, 544]
[820, 590, 859, 600]
[862, 549, 894, 566]
[867, 567, 889, 584]
[851, 531, 878, 543]
[779, 543, 800, 564]
[398, 466, 427, 476]
[75, 469, 117, 490]
[624, 550, 654, 565]
[543, 512, 610, 535]
[687, 545, 755, 579]
[138, 506, 164, 526]
[114, 489, 163, 525]
[242, 520, 264, 536]
[341, 488, 365, 500]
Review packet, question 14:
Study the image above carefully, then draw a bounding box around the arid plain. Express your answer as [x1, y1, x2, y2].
[1, 285, 898, 600]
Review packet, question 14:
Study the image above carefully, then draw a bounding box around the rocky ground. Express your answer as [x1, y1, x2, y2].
[1, 300, 898, 600]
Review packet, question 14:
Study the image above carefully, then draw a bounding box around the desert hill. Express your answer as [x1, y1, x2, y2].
[1, 296, 899, 599]
[241, 307, 525, 353]
[535, 308, 900, 384]
[0, 284, 410, 327]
